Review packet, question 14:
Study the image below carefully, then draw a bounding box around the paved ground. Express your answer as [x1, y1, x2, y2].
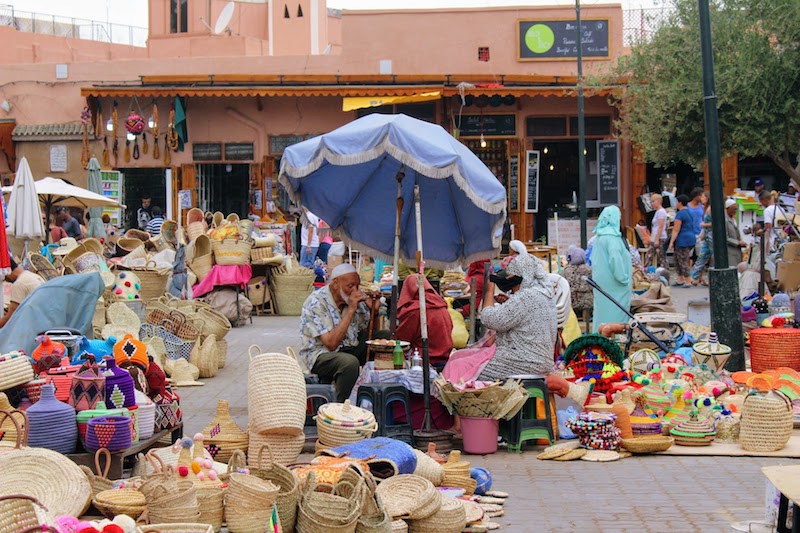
[177, 284, 798, 533]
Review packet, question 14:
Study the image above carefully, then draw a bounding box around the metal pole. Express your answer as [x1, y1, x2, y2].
[390, 168, 405, 337]
[698, 0, 745, 371]
[414, 185, 432, 431]
[576, 0, 588, 248]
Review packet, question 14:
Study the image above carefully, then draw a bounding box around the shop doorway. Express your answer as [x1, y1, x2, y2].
[197, 163, 249, 218]
[122, 168, 167, 231]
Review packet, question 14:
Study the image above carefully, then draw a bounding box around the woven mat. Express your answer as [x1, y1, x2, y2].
[656, 430, 800, 458]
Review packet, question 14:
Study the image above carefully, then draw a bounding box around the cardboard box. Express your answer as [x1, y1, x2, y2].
[783, 242, 800, 262]
[776, 261, 800, 291]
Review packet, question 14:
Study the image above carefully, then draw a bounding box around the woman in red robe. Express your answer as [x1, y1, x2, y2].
[396, 273, 454, 366]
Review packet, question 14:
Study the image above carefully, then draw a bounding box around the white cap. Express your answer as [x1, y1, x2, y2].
[330, 263, 357, 280]
[725, 198, 737, 209]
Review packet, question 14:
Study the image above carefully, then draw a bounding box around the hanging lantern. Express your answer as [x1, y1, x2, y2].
[125, 111, 146, 135]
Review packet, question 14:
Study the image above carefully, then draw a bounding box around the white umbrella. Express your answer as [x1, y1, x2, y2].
[6, 156, 44, 242]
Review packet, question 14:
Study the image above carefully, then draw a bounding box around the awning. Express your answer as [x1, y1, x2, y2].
[81, 85, 445, 99]
[342, 91, 441, 111]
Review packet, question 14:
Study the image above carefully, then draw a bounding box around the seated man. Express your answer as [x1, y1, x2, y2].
[0, 259, 45, 328]
[300, 263, 382, 402]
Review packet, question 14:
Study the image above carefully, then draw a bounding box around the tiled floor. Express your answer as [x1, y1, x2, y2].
[176, 287, 797, 533]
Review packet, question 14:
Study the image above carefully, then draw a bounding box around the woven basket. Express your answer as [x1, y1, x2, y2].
[0, 402, 26, 449]
[140, 323, 195, 362]
[407, 496, 466, 533]
[0, 494, 50, 533]
[190, 334, 219, 379]
[224, 473, 280, 533]
[247, 346, 307, 436]
[122, 262, 170, 304]
[246, 276, 269, 306]
[391, 521, 408, 533]
[85, 415, 132, 452]
[201, 400, 248, 464]
[620, 436, 674, 454]
[248, 444, 300, 531]
[0, 352, 34, 391]
[196, 486, 224, 532]
[749, 328, 800, 373]
[215, 339, 228, 369]
[248, 431, 305, 466]
[93, 488, 146, 519]
[297, 474, 362, 533]
[190, 253, 213, 282]
[316, 400, 378, 447]
[375, 475, 441, 521]
[270, 267, 315, 316]
[740, 391, 794, 452]
[212, 238, 252, 266]
[80, 448, 115, 500]
[146, 480, 200, 524]
[196, 307, 231, 340]
[412, 450, 444, 486]
[137, 524, 213, 533]
[251, 247, 274, 263]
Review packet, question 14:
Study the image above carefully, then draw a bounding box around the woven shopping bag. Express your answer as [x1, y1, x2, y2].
[68, 357, 106, 412]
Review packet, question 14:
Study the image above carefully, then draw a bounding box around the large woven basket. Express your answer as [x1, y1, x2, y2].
[316, 400, 378, 447]
[248, 444, 301, 531]
[212, 238, 252, 266]
[224, 473, 280, 533]
[0, 494, 50, 533]
[125, 262, 170, 303]
[0, 352, 34, 391]
[297, 473, 362, 533]
[407, 496, 466, 533]
[247, 346, 307, 436]
[93, 488, 146, 519]
[196, 486, 224, 532]
[197, 307, 231, 340]
[270, 267, 315, 316]
[749, 328, 800, 373]
[739, 391, 794, 452]
[189, 334, 219, 379]
[248, 431, 305, 466]
[146, 480, 200, 525]
[201, 400, 248, 463]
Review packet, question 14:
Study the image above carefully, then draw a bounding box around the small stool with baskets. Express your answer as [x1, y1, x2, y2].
[356, 383, 414, 444]
[500, 375, 554, 452]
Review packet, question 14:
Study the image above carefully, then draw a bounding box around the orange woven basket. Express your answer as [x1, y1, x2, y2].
[749, 328, 800, 373]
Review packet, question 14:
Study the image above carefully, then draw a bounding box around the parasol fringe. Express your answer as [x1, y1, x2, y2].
[278, 136, 507, 216]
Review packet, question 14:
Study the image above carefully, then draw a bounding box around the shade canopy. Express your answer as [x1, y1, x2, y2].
[6, 156, 45, 241]
[278, 113, 507, 269]
[3, 176, 125, 210]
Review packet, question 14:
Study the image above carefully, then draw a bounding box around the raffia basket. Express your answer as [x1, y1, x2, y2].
[197, 307, 231, 340]
[196, 486, 224, 532]
[247, 444, 301, 531]
[248, 431, 305, 466]
[137, 525, 213, 533]
[412, 450, 444, 486]
[620, 436, 674, 454]
[739, 391, 794, 452]
[375, 475, 441, 521]
[0, 494, 51, 533]
[749, 328, 800, 373]
[215, 339, 228, 369]
[247, 346, 307, 436]
[126, 262, 170, 304]
[407, 496, 466, 533]
[93, 488, 146, 520]
[0, 352, 35, 391]
[212, 239, 252, 266]
[297, 474, 362, 533]
[189, 334, 219, 379]
[224, 473, 280, 533]
[270, 266, 315, 316]
[189, 234, 214, 282]
[201, 400, 248, 464]
[146, 480, 200, 524]
[251, 247, 274, 263]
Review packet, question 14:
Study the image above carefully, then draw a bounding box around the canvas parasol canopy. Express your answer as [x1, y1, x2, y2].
[6, 156, 45, 243]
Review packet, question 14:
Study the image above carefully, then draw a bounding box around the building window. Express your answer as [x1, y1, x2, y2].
[225, 143, 255, 161]
[170, 0, 188, 33]
[193, 143, 223, 161]
[568, 116, 612, 136]
[526, 117, 568, 137]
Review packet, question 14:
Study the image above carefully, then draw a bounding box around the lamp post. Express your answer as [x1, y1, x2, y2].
[576, 0, 588, 248]
[697, 0, 745, 370]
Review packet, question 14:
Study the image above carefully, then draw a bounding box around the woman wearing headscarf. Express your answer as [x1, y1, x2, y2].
[562, 245, 593, 331]
[395, 273, 454, 367]
[591, 206, 632, 332]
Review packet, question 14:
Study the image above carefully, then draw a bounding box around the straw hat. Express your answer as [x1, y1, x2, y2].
[117, 238, 145, 256]
[52, 237, 80, 256]
[169, 359, 204, 387]
[82, 238, 105, 256]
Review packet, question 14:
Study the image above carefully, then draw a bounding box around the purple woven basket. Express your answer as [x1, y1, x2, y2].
[26, 384, 78, 454]
[101, 357, 136, 409]
[85, 416, 132, 452]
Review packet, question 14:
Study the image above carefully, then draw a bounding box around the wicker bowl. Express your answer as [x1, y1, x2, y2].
[93, 488, 147, 519]
[620, 435, 674, 454]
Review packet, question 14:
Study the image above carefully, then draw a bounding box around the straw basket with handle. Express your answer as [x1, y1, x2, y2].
[0, 401, 26, 450]
[212, 238, 252, 266]
[145, 480, 200, 525]
[196, 307, 231, 340]
[0, 351, 34, 391]
[247, 345, 307, 436]
[224, 473, 280, 533]
[249, 444, 301, 531]
[125, 261, 171, 303]
[201, 399, 248, 463]
[93, 488, 146, 520]
[189, 234, 214, 282]
[196, 485, 225, 532]
[0, 494, 52, 533]
[80, 448, 115, 500]
[739, 390, 794, 452]
[296, 473, 363, 533]
[186, 208, 208, 242]
[270, 264, 315, 316]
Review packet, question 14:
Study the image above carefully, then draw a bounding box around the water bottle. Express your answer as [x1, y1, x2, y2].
[411, 348, 422, 370]
[392, 340, 404, 370]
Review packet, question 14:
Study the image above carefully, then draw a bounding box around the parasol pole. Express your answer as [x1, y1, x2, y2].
[414, 184, 432, 431]
[390, 168, 405, 337]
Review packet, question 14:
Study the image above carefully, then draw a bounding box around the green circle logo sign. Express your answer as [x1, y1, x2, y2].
[525, 24, 555, 54]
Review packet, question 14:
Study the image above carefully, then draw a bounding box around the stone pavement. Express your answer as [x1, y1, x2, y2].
[177, 285, 798, 533]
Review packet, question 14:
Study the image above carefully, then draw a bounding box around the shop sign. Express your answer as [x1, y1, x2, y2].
[524, 150, 540, 213]
[597, 140, 620, 205]
[508, 154, 519, 212]
[269, 135, 306, 155]
[518, 19, 610, 61]
[459, 115, 516, 137]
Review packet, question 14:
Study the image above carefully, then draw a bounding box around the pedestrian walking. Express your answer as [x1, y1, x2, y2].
[645, 193, 668, 269]
[668, 194, 696, 287]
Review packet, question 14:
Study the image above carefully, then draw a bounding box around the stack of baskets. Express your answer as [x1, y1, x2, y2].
[224, 473, 279, 533]
[247, 346, 307, 466]
[315, 400, 378, 448]
[186, 208, 208, 242]
[297, 473, 363, 533]
[269, 263, 315, 316]
[188, 235, 214, 282]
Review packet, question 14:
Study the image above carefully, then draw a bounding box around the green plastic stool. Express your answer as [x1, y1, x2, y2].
[501, 375, 555, 453]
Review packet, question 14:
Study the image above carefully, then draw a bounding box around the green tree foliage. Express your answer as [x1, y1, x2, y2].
[612, 0, 800, 184]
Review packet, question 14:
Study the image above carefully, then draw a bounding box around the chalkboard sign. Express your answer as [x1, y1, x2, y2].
[525, 150, 540, 213]
[518, 19, 610, 60]
[459, 115, 516, 137]
[269, 135, 305, 155]
[597, 140, 620, 205]
[508, 155, 519, 212]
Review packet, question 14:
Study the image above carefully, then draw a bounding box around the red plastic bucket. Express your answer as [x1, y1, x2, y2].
[461, 416, 499, 454]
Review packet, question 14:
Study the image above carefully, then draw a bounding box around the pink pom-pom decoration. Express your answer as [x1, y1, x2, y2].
[208, 470, 218, 481]
[194, 433, 204, 442]
[203, 458, 213, 469]
[197, 471, 205, 481]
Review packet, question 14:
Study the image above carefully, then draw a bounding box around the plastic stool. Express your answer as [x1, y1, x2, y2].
[305, 384, 335, 439]
[501, 375, 555, 453]
[355, 383, 414, 444]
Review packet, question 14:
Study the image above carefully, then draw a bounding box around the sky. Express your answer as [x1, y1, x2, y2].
[5, 0, 661, 28]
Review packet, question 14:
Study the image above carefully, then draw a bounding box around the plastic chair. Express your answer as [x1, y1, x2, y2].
[305, 383, 335, 440]
[501, 375, 555, 452]
[355, 383, 414, 444]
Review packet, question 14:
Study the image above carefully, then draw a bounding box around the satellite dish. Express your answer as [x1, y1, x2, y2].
[214, 1, 235, 35]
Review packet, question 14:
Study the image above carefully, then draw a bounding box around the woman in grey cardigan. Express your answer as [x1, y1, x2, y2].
[725, 198, 745, 266]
